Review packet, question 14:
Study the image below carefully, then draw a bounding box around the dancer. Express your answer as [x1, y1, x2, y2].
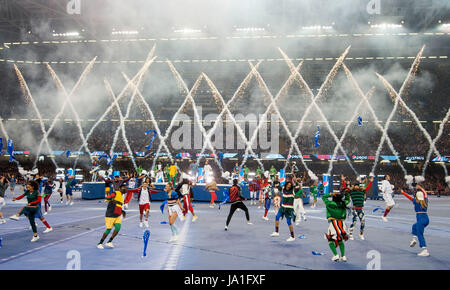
[261, 179, 273, 220]
[57, 177, 65, 203]
[205, 180, 218, 208]
[232, 163, 240, 180]
[165, 182, 183, 242]
[293, 177, 307, 225]
[256, 166, 262, 180]
[0, 175, 9, 224]
[90, 157, 100, 182]
[272, 179, 281, 214]
[248, 178, 260, 205]
[310, 180, 319, 208]
[348, 176, 373, 240]
[269, 165, 277, 182]
[169, 162, 178, 185]
[189, 161, 199, 182]
[97, 187, 127, 249]
[257, 176, 265, 209]
[322, 191, 350, 262]
[125, 181, 158, 228]
[175, 178, 198, 222]
[9, 174, 16, 197]
[10, 181, 53, 241]
[42, 178, 55, 215]
[270, 181, 296, 242]
[401, 184, 430, 256]
[380, 175, 395, 222]
[155, 162, 165, 183]
[225, 179, 252, 231]
[204, 160, 213, 183]
[65, 174, 77, 206]
[243, 165, 250, 182]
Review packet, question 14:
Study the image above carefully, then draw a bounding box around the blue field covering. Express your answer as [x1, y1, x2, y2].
[0, 187, 449, 270]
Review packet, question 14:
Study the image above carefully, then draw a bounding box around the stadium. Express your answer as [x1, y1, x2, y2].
[0, 0, 449, 274]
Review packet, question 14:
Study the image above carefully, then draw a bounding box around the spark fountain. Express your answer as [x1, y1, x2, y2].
[342, 63, 407, 175]
[41, 59, 98, 168]
[151, 73, 205, 170]
[164, 61, 224, 172]
[73, 53, 157, 168]
[241, 61, 309, 171]
[122, 72, 173, 161]
[192, 62, 262, 168]
[278, 47, 358, 176]
[326, 87, 376, 175]
[376, 71, 448, 176]
[108, 46, 156, 169]
[14, 64, 58, 168]
[371, 46, 424, 175]
[198, 71, 265, 171]
[104, 80, 138, 171]
[421, 107, 450, 176]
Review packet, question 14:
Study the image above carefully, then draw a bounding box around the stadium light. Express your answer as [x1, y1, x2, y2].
[112, 30, 139, 35]
[370, 23, 403, 29]
[302, 25, 333, 30]
[173, 28, 201, 34]
[235, 27, 265, 32]
[53, 31, 80, 37]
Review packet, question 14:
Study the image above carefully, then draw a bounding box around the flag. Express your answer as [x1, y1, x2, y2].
[142, 230, 150, 257]
[7, 139, 16, 162]
[145, 130, 157, 151]
[314, 125, 320, 148]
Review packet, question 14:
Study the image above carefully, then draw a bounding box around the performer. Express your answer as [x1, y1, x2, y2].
[9, 174, 16, 197]
[57, 177, 65, 203]
[205, 180, 219, 208]
[65, 174, 77, 206]
[348, 176, 373, 240]
[10, 181, 53, 241]
[257, 176, 265, 209]
[155, 162, 165, 183]
[272, 179, 281, 214]
[90, 157, 100, 182]
[225, 179, 252, 231]
[169, 162, 178, 185]
[256, 166, 263, 180]
[0, 175, 9, 224]
[291, 161, 299, 181]
[232, 163, 240, 180]
[165, 182, 183, 242]
[42, 178, 56, 215]
[125, 182, 158, 228]
[175, 178, 198, 222]
[203, 160, 213, 183]
[97, 187, 127, 249]
[269, 165, 277, 182]
[189, 161, 199, 182]
[322, 191, 350, 262]
[401, 184, 430, 256]
[243, 165, 250, 182]
[270, 181, 296, 242]
[380, 175, 395, 222]
[261, 179, 273, 220]
[293, 177, 307, 225]
[248, 178, 260, 206]
[310, 180, 319, 208]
